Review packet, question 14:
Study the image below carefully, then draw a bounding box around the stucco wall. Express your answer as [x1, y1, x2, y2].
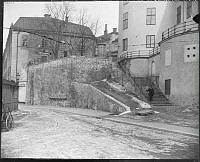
[159, 32, 199, 106]
[129, 58, 149, 77]
[148, 54, 160, 76]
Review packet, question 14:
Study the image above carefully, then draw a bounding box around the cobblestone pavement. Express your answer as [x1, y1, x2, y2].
[1, 105, 199, 159]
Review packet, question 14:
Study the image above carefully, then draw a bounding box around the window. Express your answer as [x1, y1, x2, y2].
[177, 6, 181, 24]
[187, 1, 192, 18]
[64, 51, 68, 57]
[22, 39, 28, 46]
[123, 12, 128, 29]
[146, 8, 156, 25]
[41, 38, 47, 48]
[22, 35, 28, 47]
[146, 35, 155, 48]
[165, 49, 171, 66]
[184, 44, 198, 62]
[122, 38, 128, 51]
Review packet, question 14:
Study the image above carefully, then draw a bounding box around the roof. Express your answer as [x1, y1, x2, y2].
[13, 17, 94, 36]
[96, 32, 118, 44]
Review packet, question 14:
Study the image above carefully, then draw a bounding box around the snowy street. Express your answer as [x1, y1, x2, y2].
[1, 104, 199, 159]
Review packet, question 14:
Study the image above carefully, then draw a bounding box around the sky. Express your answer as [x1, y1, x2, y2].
[3, 1, 119, 50]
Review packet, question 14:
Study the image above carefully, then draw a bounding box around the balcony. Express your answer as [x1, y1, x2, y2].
[161, 20, 198, 42]
[119, 46, 160, 60]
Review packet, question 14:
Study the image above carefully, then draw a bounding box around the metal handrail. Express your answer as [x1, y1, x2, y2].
[162, 20, 198, 41]
[119, 46, 160, 60]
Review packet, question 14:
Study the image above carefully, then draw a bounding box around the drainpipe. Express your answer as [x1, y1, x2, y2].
[16, 31, 20, 104]
[182, 1, 184, 22]
[16, 31, 20, 82]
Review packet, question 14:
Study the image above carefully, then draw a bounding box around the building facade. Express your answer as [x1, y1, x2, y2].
[118, 1, 167, 56]
[3, 14, 95, 103]
[96, 24, 118, 62]
[118, 1, 199, 106]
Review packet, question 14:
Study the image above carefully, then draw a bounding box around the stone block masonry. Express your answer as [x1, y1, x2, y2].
[26, 56, 112, 106]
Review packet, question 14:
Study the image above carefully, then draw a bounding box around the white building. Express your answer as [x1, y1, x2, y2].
[3, 15, 95, 103]
[118, 1, 199, 106]
[118, 1, 167, 56]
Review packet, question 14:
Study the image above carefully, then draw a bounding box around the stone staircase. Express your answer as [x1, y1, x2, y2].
[133, 77, 173, 106]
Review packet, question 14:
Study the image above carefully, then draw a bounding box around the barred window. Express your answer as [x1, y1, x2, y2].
[146, 8, 156, 25]
[123, 38, 128, 51]
[123, 12, 128, 30]
[146, 35, 155, 48]
[177, 6, 181, 24]
[187, 1, 192, 18]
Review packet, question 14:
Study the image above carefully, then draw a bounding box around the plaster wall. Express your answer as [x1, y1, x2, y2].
[159, 32, 199, 106]
[129, 58, 149, 77]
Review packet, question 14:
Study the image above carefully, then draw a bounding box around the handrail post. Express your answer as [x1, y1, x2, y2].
[168, 28, 169, 38]
[184, 21, 186, 32]
[174, 26, 176, 35]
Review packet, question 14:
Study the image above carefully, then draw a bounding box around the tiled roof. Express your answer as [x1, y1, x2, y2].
[13, 17, 94, 36]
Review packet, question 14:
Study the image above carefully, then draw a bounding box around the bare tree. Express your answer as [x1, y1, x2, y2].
[73, 8, 100, 56]
[43, 2, 75, 59]
[42, 3, 99, 58]
[45, 2, 75, 21]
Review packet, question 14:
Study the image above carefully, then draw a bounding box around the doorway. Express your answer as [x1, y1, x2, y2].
[165, 79, 171, 95]
[151, 61, 155, 76]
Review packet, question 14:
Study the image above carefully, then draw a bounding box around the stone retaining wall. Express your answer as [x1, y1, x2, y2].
[26, 56, 112, 105]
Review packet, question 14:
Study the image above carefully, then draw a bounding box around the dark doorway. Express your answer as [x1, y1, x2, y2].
[165, 79, 171, 95]
[64, 51, 68, 57]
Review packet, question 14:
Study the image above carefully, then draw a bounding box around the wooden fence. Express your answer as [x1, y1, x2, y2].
[2, 79, 19, 112]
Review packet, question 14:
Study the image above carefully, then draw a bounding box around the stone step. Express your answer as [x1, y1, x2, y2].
[150, 102, 172, 105]
[151, 103, 174, 106]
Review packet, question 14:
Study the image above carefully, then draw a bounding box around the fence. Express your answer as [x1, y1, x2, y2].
[162, 20, 198, 41]
[2, 79, 19, 112]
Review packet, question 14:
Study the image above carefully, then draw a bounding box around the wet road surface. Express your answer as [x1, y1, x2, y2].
[1, 105, 199, 159]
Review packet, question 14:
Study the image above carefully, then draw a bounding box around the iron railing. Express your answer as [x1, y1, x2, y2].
[2, 79, 19, 112]
[119, 46, 160, 61]
[162, 20, 198, 41]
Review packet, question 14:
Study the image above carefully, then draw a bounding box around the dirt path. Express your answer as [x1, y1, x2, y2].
[1, 105, 199, 159]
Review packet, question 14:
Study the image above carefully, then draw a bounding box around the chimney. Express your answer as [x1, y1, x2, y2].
[104, 24, 108, 35]
[44, 14, 51, 18]
[113, 28, 117, 33]
[65, 16, 68, 22]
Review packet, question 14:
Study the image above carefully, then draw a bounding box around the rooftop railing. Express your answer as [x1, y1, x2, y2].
[162, 20, 198, 41]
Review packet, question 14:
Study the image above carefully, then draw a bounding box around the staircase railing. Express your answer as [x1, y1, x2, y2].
[117, 59, 146, 101]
